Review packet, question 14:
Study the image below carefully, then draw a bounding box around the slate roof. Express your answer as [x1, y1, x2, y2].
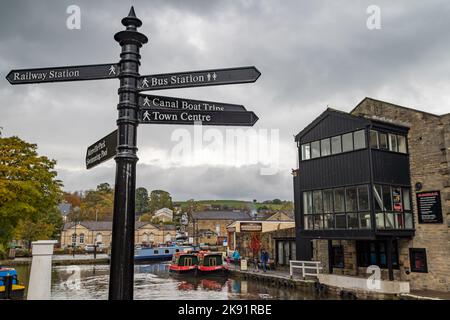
[192, 211, 252, 221]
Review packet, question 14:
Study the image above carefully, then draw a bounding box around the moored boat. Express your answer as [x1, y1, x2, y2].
[169, 252, 199, 274]
[134, 245, 193, 263]
[197, 252, 228, 275]
[0, 267, 25, 300]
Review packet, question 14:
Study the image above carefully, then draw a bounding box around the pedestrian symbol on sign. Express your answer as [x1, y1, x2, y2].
[109, 65, 116, 75]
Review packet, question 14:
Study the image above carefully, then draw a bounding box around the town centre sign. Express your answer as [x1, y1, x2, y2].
[6, 7, 260, 300]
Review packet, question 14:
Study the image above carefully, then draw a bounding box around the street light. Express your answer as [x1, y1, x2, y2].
[72, 206, 81, 258]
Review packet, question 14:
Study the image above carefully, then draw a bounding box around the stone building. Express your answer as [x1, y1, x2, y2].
[154, 207, 174, 222]
[188, 210, 252, 245]
[60, 221, 176, 248]
[293, 97, 450, 293]
[227, 220, 295, 268]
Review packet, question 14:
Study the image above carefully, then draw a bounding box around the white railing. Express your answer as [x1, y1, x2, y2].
[290, 260, 322, 278]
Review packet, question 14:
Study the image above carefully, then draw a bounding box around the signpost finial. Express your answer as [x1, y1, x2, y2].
[121, 6, 142, 28]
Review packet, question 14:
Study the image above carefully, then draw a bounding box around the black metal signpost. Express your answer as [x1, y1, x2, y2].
[6, 7, 260, 300]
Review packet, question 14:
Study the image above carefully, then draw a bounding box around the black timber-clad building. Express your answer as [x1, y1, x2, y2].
[293, 108, 414, 280]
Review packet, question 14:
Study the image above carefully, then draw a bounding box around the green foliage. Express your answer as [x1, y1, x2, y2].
[135, 187, 150, 214]
[67, 186, 114, 221]
[0, 136, 63, 245]
[149, 190, 173, 213]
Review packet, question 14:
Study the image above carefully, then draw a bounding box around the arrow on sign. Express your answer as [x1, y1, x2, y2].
[139, 109, 258, 126]
[86, 130, 118, 169]
[6, 63, 120, 85]
[137, 66, 260, 91]
[138, 94, 247, 112]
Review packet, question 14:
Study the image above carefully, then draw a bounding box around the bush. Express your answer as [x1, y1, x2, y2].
[0, 244, 7, 260]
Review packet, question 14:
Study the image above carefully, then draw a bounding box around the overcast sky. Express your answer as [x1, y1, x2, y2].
[1, 0, 450, 201]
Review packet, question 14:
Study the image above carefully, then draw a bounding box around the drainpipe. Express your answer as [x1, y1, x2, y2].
[27, 240, 57, 300]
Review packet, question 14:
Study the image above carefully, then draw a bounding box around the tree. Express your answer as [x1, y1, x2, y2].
[135, 187, 150, 214]
[96, 182, 112, 193]
[148, 190, 173, 213]
[0, 136, 63, 246]
[272, 199, 282, 205]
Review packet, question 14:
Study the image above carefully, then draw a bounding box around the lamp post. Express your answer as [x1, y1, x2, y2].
[72, 206, 80, 258]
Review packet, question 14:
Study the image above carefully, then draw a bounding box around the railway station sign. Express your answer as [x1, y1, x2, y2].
[139, 108, 258, 126]
[85, 130, 118, 169]
[138, 94, 247, 112]
[6, 63, 120, 85]
[240, 222, 263, 232]
[137, 66, 260, 91]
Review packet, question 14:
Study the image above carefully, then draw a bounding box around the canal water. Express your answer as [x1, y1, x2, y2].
[15, 263, 335, 300]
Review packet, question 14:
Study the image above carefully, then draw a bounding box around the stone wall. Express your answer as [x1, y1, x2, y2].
[351, 98, 450, 292]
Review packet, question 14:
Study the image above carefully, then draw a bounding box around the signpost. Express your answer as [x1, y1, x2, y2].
[6, 63, 120, 85]
[85, 130, 118, 169]
[137, 66, 260, 91]
[5, 6, 260, 300]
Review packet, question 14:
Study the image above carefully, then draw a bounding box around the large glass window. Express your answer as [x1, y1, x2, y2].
[301, 143, 311, 160]
[370, 130, 379, 148]
[303, 192, 312, 214]
[335, 214, 346, 229]
[313, 190, 323, 214]
[323, 189, 333, 213]
[342, 133, 353, 152]
[354, 130, 366, 150]
[324, 214, 334, 229]
[357, 185, 369, 211]
[304, 215, 314, 230]
[321, 138, 331, 156]
[347, 213, 359, 229]
[333, 188, 345, 213]
[331, 136, 342, 154]
[311, 141, 320, 158]
[359, 213, 371, 229]
[382, 186, 392, 211]
[388, 133, 398, 152]
[357, 241, 399, 269]
[345, 187, 357, 212]
[379, 133, 388, 150]
[403, 188, 411, 211]
[397, 135, 407, 153]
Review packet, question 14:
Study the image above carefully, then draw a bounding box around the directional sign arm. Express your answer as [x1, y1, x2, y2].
[137, 66, 260, 91]
[6, 63, 120, 85]
[138, 94, 247, 112]
[138, 109, 258, 126]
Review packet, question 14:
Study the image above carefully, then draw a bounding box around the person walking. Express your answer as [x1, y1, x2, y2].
[232, 250, 240, 270]
[261, 249, 269, 273]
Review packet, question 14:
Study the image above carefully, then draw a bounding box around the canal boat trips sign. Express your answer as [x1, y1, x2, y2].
[5, 7, 260, 300]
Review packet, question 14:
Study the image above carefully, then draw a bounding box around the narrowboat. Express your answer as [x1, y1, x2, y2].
[0, 267, 25, 300]
[197, 252, 228, 275]
[169, 252, 199, 274]
[134, 245, 193, 263]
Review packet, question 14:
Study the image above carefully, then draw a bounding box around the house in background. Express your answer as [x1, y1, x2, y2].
[60, 221, 176, 248]
[154, 207, 173, 222]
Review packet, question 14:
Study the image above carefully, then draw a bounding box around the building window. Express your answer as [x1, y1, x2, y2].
[388, 133, 398, 152]
[324, 214, 334, 229]
[379, 132, 388, 150]
[397, 135, 407, 153]
[357, 185, 369, 211]
[323, 189, 333, 213]
[409, 248, 428, 273]
[333, 188, 345, 213]
[331, 136, 342, 154]
[312, 190, 323, 214]
[347, 213, 359, 229]
[311, 141, 320, 158]
[370, 130, 379, 148]
[95, 233, 102, 244]
[321, 138, 331, 156]
[71, 233, 77, 245]
[382, 186, 392, 211]
[301, 143, 310, 160]
[373, 184, 413, 230]
[79, 233, 85, 244]
[335, 214, 346, 229]
[345, 187, 357, 212]
[353, 130, 366, 150]
[357, 240, 399, 269]
[303, 192, 312, 214]
[359, 212, 371, 229]
[331, 245, 344, 268]
[342, 132, 353, 152]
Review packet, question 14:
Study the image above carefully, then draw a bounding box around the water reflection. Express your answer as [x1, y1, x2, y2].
[15, 263, 334, 300]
